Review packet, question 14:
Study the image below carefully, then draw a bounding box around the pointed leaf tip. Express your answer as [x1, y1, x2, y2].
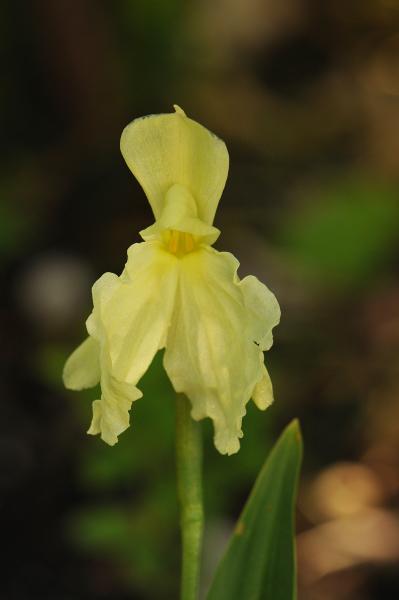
[207, 419, 303, 600]
[284, 418, 302, 443]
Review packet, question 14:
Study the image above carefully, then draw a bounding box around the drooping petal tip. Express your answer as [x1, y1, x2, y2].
[252, 366, 274, 411]
[63, 337, 100, 391]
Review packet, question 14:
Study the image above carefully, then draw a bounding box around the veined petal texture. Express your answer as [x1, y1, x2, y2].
[98, 242, 179, 383]
[83, 241, 179, 445]
[163, 246, 280, 455]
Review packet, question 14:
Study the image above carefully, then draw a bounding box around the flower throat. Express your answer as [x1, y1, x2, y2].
[165, 230, 196, 256]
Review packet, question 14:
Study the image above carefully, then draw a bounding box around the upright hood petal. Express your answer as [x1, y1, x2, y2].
[120, 106, 229, 226]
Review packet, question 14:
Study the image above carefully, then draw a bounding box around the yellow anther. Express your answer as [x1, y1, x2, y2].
[169, 230, 179, 254]
[184, 233, 195, 253]
[167, 230, 196, 256]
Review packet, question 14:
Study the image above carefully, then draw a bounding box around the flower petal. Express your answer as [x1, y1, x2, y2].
[120, 106, 229, 226]
[87, 351, 143, 446]
[63, 336, 100, 390]
[98, 242, 179, 384]
[163, 247, 276, 455]
[240, 274, 281, 351]
[140, 183, 220, 245]
[83, 241, 178, 445]
[86, 271, 121, 344]
[252, 365, 274, 410]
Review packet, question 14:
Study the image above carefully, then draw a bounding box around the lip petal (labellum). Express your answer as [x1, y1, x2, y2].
[163, 246, 280, 455]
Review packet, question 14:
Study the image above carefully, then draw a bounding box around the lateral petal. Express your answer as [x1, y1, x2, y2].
[84, 241, 178, 445]
[99, 242, 179, 383]
[252, 364, 274, 410]
[87, 351, 143, 446]
[164, 247, 278, 455]
[120, 106, 229, 226]
[240, 274, 281, 351]
[63, 336, 100, 390]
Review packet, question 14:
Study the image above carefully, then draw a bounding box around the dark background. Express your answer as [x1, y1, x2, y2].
[2, 1, 399, 598]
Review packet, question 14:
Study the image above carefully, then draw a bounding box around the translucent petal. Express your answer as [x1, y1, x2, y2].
[84, 241, 179, 445]
[252, 365, 274, 410]
[63, 336, 100, 390]
[120, 106, 229, 225]
[163, 247, 278, 455]
[140, 183, 220, 245]
[240, 274, 281, 351]
[63, 327, 142, 445]
[99, 242, 179, 383]
[87, 351, 142, 446]
[86, 272, 121, 345]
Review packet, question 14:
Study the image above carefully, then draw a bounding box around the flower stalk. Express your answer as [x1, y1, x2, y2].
[175, 393, 204, 600]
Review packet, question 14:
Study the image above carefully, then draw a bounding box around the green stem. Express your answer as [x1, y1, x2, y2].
[175, 393, 204, 600]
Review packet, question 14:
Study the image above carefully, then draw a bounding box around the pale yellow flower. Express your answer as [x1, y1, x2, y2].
[63, 106, 280, 455]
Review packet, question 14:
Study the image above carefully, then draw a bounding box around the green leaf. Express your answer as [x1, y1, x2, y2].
[207, 420, 302, 600]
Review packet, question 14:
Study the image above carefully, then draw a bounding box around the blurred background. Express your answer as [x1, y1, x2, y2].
[2, 0, 399, 598]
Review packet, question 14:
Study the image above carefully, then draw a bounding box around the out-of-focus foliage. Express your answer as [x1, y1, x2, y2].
[279, 177, 399, 289]
[2, 0, 399, 598]
[69, 353, 178, 596]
